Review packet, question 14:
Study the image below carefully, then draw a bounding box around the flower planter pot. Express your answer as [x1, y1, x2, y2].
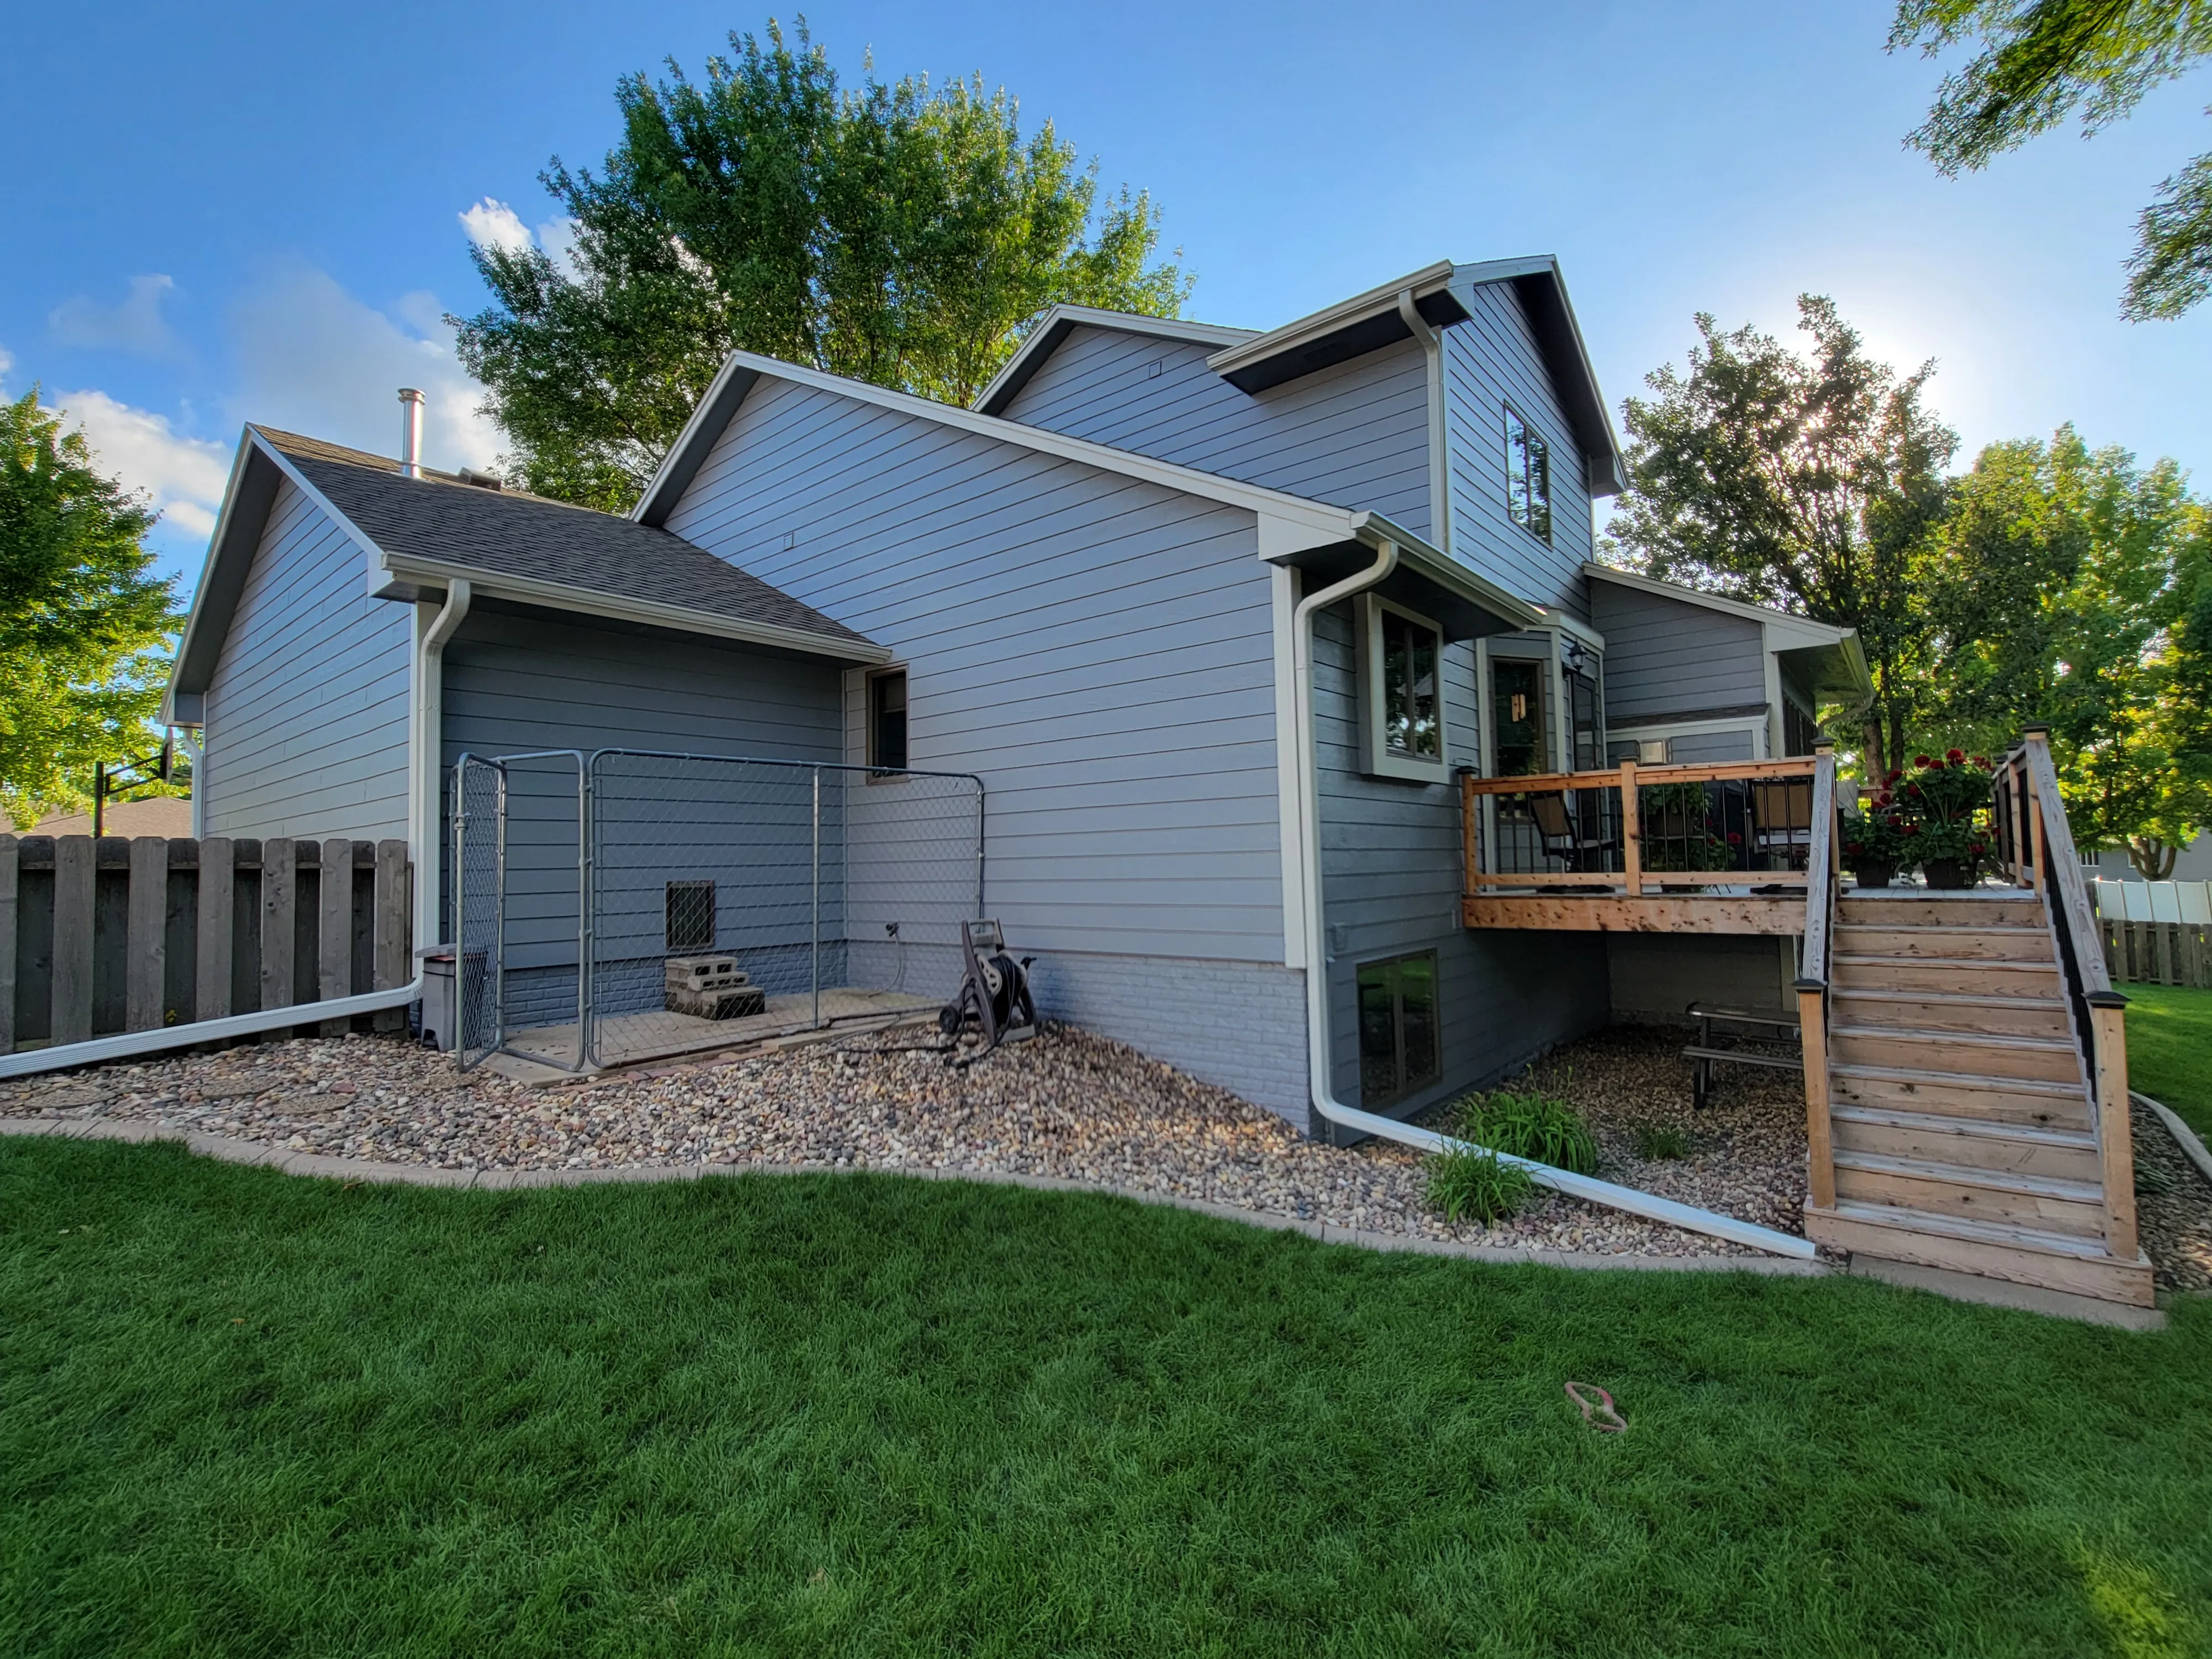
[1922, 858, 1969, 890]
[1849, 862, 1896, 889]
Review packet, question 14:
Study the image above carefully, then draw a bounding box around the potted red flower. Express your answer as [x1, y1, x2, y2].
[1890, 749, 1996, 889]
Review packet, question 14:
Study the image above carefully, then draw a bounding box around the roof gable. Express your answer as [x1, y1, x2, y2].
[972, 305, 1259, 418]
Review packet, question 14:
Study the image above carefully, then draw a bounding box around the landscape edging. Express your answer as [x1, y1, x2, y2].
[0, 1112, 1830, 1277]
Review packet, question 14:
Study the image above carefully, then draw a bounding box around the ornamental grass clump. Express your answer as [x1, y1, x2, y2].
[1631, 1119, 1691, 1161]
[1425, 1142, 1535, 1224]
[1453, 1088, 1600, 1175]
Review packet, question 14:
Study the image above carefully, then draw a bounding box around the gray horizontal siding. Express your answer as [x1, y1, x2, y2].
[662, 376, 1287, 967]
[1608, 936, 1794, 1024]
[201, 477, 411, 840]
[1311, 602, 1608, 1119]
[1443, 285, 1593, 617]
[999, 324, 1434, 539]
[1589, 581, 1766, 723]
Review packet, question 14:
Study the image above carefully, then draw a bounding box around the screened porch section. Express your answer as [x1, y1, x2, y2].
[1460, 757, 1821, 934]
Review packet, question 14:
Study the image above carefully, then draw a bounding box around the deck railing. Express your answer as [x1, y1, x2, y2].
[1460, 757, 1822, 894]
[1995, 727, 2137, 1261]
[1793, 745, 1839, 1212]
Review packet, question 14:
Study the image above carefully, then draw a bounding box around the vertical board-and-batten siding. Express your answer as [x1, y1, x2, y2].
[200, 478, 412, 839]
[661, 376, 1311, 1117]
[1588, 581, 1767, 723]
[1443, 285, 1594, 618]
[997, 327, 1434, 542]
[1312, 603, 1608, 1119]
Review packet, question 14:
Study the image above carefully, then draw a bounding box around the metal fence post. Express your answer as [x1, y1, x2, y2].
[811, 765, 822, 1029]
[579, 755, 595, 1068]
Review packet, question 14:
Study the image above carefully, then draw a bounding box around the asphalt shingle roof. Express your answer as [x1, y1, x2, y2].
[256, 427, 874, 649]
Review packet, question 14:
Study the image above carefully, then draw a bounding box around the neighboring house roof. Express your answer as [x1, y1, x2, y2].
[1582, 561, 1873, 703]
[167, 427, 885, 724]
[32, 796, 192, 838]
[971, 305, 1260, 417]
[633, 348, 1549, 636]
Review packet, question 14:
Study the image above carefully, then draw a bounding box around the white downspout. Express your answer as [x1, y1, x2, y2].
[413, 579, 472, 953]
[1290, 538, 1815, 1259]
[1396, 290, 1449, 553]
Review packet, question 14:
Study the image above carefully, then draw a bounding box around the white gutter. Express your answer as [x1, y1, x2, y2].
[1288, 537, 1817, 1260]
[413, 580, 472, 953]
[1395, 290, 1449, 552]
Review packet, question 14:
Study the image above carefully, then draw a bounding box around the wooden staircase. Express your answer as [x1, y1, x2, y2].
[1805, 890, 2152, 1305]
[1794, 732, 2151, 1308]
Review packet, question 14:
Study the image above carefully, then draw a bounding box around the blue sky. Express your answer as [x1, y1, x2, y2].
[7, 0, 2211, 594]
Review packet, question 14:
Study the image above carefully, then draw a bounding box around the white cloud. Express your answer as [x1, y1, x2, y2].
[49, 274, 181, 356]
[537, 216, 581, 278]
[48, 388, 232, 540]
[225, 265, 502, 472]
[0, 344, 13, 386]
[460, 197, 534, 256]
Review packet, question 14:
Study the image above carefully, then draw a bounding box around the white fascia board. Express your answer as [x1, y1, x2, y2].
[235, 435, 410, 604]
[1582, 560, 1854, 645]
[1204, 260, 1456, 381]
[635, 349, 1360, 541]
[972, 304, 1260, 413]
[375, 555, 893, 664]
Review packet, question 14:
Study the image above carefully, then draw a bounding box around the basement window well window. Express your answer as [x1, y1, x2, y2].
[1505, 405, 1552, 544]
[1355, 594, 1449, 784]
[868, 669, 908, 771]
[1358, 952, 1439, 1108]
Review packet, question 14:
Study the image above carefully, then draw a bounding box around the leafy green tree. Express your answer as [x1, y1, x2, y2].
[0, 390, 178, 825]
[455, 20, 1189, 510]
[1606, 296, 1957, 779]
[1913, 426, 2211, 875]
[1891, 1, 2212, 318]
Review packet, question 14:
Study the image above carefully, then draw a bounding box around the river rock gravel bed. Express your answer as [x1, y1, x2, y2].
[2133, 1099, 2212, 1294]
[0, 1022, 1814, 1258]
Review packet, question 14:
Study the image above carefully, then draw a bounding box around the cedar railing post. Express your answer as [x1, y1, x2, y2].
[1460, 770, 1480, 896]
[2090, 994, 2137, 1259]
[1618, 758, 1642, 896]
[1796, 743, 1839, 1212]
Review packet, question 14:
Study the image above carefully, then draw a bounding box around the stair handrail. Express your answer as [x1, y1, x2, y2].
[2015, 726, 2137, 1261]
[1793, 744, 1839, 1211]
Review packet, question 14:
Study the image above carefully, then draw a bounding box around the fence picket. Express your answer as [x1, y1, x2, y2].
[126, 837, 167, 1031]
[260, 838, 296, 1011]
[51, 836, 95, 1045]
[0, 836, 15, 1054]
[196, 839, 233, 1022]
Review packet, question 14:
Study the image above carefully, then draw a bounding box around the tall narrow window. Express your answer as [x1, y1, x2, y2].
[1491, 658, 1543, 778]
[1358, 952, 1439, 1107]
[1381, 609, 1441, 760]
[1505, 406, 1552, 544]
[869, 669, 907, 770]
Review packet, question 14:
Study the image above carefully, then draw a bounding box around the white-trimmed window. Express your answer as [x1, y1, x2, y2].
[1355, 594, 1450, 784]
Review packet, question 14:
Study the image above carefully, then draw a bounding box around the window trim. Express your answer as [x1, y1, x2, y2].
[1354, 593, 1452, 785]
[1356, 949, 1442, 1109]
[1504, 402, 1553, 547]
[865, 665, 909, 775]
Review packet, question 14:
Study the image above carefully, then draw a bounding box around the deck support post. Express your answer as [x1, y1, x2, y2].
[1618, 758, 1642, 896]
[1796, 982, 1834, 1210]
[2090, 995, 2136, 1260]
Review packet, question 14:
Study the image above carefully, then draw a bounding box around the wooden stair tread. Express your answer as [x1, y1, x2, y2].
[1833, 953, 2054, 971]
[1829, 1062, 2084, 1100]
[1812, 1201, 2128, 1264]
[1830, 1023, 2074, 1053]
[1829, 1103, 2096, 1149]
[1830, 1148, 2103, 1204]
[1832, 987, 2067, 1011]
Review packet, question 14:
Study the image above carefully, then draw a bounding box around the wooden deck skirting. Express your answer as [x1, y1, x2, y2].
[1459, 894, 1805, 934]
[0, 834, 411, 1053]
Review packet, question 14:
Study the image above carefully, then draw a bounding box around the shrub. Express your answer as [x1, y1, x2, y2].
[1631, 1120, 1690, 1160]
[1454, 1089, 1600, 1175]
[1426, 1143, 1535, 1224]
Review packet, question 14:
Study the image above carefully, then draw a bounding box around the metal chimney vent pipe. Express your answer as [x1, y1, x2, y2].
[397, 387, 425, 478]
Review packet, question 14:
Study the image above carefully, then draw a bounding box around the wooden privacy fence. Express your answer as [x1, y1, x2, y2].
[2101, 919, 2210, 990]
[0, 835, 412, 1055]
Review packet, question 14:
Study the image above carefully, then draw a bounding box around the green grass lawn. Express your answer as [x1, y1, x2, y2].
[2126, 983, 2212, 1139]
[4, 1139, 2209, 1658]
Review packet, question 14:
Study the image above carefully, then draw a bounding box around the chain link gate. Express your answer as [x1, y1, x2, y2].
[451, 749, 591, 1073]
[454, 748, 983, 1071]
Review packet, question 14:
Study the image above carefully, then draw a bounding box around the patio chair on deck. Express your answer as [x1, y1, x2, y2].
[1749, 776, 1814, 869]
[1527, 791, 1620, 874]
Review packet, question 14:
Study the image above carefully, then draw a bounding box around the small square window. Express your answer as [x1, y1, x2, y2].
[1358, 952, 1439, 1108]
[666, 881, 716, 953]
[1505, 405, 1552, 544]
[869, 669, 908, 771]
